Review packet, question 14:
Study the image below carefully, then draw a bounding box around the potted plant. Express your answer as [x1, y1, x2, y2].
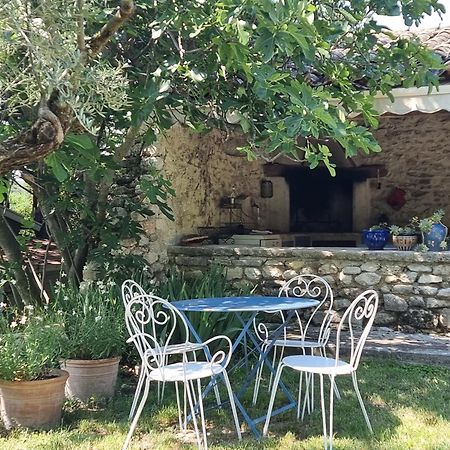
[362, 223, 390, 250]
[418, 209, 448, 252]
[0, 306, 68, 430]
[54, 282, 125, 402]
[389, 223, 418, 251]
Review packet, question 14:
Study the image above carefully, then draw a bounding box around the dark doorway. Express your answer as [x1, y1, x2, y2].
[287, 169, 353, 232]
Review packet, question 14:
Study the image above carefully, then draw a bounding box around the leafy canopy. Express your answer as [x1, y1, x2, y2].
[0, 0, 445, 176]
[124, 0, 444, 174]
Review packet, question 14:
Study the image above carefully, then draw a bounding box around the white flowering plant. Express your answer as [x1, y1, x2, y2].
[52, 282, 125, 360]
[0, 305, 66, 381]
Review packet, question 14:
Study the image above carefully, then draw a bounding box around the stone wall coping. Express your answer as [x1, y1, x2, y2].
[168, 245, 450, 263]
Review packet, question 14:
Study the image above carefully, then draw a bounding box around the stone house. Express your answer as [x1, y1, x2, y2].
[122, 28, 450, 333]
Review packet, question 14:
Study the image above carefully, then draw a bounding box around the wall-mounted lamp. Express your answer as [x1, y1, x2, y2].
[260, 179, 273, 198]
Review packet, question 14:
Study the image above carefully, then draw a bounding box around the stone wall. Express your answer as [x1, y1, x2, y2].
[119, 126, 289, 275]
[355, 111, 450, 227]
[168, 246, 450, 332]
[120, 112, 450, 280]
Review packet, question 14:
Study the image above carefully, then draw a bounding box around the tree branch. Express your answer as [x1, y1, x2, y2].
[76, 0, 86, 54]
[0, 1, 135, 174]
[0, 213, 41, 306]
[88, 0, 135, 58]
[0, 105, 67, 175]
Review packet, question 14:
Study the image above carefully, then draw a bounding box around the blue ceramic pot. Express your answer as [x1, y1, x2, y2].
[362, 229, 390, 250]
[422, 222, 448, 251]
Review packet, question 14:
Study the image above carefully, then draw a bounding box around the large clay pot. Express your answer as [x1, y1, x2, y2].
[423, 222, 448, 252]
[60, 357, 120, 402]
[0, 369, 69, 430]
[392, 235, 418, 251]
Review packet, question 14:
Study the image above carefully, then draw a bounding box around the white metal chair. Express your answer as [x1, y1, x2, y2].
[121, 294, 241, 450]
[263, 289, 379, 450]
[121, 280, 217, 421]
[252, 274, 336, 417]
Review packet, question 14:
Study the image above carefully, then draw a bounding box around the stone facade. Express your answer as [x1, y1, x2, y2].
[124, 112, 450, 261]
[356, 110, 450, 227]
[118, 125, 288, 275]
[168, 246, 450, 332]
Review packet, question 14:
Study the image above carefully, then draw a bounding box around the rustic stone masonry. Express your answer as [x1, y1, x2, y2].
[168, 246, 450, 333]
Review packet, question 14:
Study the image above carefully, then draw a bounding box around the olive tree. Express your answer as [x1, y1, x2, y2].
[0, 0, 445, 306]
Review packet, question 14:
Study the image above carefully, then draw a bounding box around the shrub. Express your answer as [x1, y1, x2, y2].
[0, 305, 65, 381]
[52, 282, 125, 360]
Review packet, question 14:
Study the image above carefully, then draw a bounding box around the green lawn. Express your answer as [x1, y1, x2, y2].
[1, 359, 449, 450]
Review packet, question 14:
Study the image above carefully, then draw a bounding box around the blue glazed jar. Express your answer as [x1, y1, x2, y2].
[362, 229, 390, 250]
[422, 222, 448, 251]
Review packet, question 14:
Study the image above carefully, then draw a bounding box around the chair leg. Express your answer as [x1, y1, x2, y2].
[175, 381, 185, 432]
[252, 343, 266, 405]
[186, 379, 202, 449]
[310, 348, 315, 413]
[263, 363, 285, 436]
[322, 347, 341, 401]
[202, 347, 221, 407]
[329, 375, 335, 450]
[331, 377, 341, 401]
[296, 371, 303, 420]
[129, 367, 145, 421]
[222, 370, 242, 441]
[319, 374, 329, 450]
[301, 372, 312, 420]
[267, 344, 278, 391]
[196, 379, 208, 450]
[122, 378, 151, 450]
[352, 371, 373, 434]
[159, 355, 169, 404]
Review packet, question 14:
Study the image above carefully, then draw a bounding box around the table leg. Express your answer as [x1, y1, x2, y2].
[179, 309, 300, 439]
[234, 311, 298, 429]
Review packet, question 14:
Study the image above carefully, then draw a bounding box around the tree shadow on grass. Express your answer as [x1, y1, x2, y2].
[9, 358, 446, 450]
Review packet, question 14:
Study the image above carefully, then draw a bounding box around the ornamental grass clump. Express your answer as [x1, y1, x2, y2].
[0, 305, 65, 381]
[53, 282, 125, 360]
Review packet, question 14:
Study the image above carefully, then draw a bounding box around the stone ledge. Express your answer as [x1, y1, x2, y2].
[168, 245, 450, 263]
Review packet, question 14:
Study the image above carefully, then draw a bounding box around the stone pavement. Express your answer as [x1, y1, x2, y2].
[356, 327, 450, 368]
[285, 327, 450, 368]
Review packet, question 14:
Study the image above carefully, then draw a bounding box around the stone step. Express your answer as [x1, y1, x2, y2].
[282, 327, 450, 369]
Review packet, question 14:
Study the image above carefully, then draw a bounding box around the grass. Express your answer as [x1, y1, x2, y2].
[0, 358, 449, 450]
[7, 185, 33, 221]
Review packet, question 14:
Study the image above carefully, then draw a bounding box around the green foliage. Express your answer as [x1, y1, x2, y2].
[52, 282, 125, 360]
[155, 266, 254, 344]
[7, 185, 33, 222]
[0, 1, 129, 134]
[39, 130, 175, 285]
[0, 359, 449, 448]
[120, 0, 444, 175]
[418, 209, 446, 233]
[0, 305, 65, 381]
[389, 219, 419, 236]
[139, 167, 176, 221]
[369, 222, 389, 231]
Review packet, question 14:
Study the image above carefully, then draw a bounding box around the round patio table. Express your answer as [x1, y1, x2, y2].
[172, 295, 319, 438]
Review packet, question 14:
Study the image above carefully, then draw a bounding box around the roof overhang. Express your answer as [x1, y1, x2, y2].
[373, 85, 450, 115]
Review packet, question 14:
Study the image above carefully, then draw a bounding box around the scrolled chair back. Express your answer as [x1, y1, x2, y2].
[279, 274, 334, 345]
[124, 295, 190, 372]
[335, 289, 379, 370]
[122, 279, 148, 307]
[253, 274, 334, 345]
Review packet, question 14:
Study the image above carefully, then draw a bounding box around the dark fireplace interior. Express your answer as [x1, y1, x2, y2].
[286, 168, 353, 233]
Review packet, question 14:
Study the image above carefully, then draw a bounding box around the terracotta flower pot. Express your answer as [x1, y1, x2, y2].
[0, 369, 69, 430]
[392, 235, 418, 251]
[60, 357, 120, 402]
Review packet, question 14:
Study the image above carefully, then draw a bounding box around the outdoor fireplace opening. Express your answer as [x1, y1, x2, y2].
[287, 168, 353, 233]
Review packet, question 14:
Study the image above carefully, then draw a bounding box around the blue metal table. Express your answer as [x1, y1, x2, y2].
[172, 295, 319, 438]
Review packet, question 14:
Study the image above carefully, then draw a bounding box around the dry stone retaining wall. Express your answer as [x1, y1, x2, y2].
[168, 246, 450, 332]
